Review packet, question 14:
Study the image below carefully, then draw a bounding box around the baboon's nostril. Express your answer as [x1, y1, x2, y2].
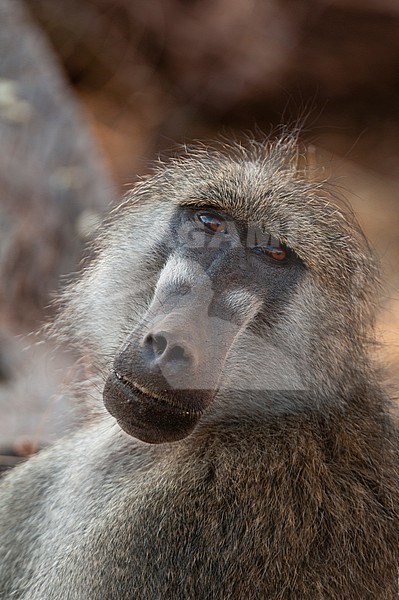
[147, 334, 167, 357]
[168, 345, 186, 362]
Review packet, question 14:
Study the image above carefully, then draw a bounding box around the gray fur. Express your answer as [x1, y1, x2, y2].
[0, 135, 398, 599]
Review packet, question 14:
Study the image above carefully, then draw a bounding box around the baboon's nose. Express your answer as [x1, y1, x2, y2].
[142, 329, 197, 373]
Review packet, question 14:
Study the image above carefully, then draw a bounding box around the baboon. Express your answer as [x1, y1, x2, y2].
[0, 135, 398, 599]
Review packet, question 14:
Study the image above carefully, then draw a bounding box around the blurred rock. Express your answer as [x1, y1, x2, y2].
[0, 0, 116, 451]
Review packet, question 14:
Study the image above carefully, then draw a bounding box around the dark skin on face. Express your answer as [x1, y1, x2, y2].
[103, 205, 305, 443]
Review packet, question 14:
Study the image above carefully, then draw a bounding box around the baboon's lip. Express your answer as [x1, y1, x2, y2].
[103, 370, 205, 443]
[115, 371, 165, 403]
[113, 370, 203, 417]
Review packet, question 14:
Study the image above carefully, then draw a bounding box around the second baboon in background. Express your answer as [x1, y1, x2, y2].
[0, 135, 398, 599]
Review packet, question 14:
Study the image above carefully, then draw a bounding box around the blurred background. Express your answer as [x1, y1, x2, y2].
[0, 0, 398, 468]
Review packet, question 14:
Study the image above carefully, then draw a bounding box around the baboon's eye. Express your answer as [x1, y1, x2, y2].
[253, 234, 290, 262]
[261, 246, 287, 261]
[195, 211, 227, 233]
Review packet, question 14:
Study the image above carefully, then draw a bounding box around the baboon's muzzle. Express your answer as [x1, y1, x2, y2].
[103, 274, 241, 443]
[103, 369, 203, 444]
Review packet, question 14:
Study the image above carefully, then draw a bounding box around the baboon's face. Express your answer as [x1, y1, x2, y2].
[103, 204, 305, 443]
[65, 144, 372, 444]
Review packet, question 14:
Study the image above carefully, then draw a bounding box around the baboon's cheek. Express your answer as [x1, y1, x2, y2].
[103, 372, 203, 444]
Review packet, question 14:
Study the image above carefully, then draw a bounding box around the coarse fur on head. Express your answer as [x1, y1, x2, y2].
[54, 133, 379, 430]
[1, 132, 398, 599]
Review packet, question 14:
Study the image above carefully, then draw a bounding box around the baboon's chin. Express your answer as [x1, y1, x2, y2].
[103, 371, 204, 444]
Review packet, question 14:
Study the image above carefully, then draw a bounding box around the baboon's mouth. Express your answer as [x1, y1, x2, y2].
[103, 370, 205, 444]
[114, 371, 202, 417]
